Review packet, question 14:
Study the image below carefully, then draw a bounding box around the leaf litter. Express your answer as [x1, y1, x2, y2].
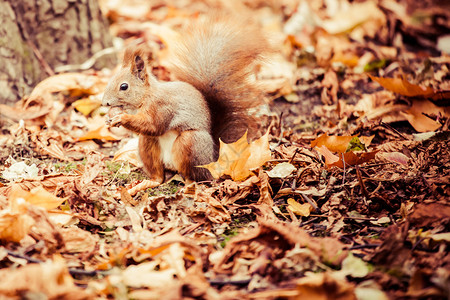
[0, 0, 449, 299]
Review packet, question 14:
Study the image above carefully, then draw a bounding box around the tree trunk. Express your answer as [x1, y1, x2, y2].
[0, 0, 116, 104]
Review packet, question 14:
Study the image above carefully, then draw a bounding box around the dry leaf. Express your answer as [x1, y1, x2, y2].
[9, 185, 66, 210]
[312, 134, 377, 168]
[311, 133, 374, 153]
[321, 1, 384, 35]
[61, 227, 97, 253]
[72, 97, 102, 116]
[287, 198, 313, 217]
[295, 272, 356, 300]
[113, 137, 143, 167]
[369, 74, 435, 98]
[200, 131, 271, 181]
[400, 99, 449, 132]
[0, 73, 105, 122]
[0, 258, 89, 298]
[380, 152, 409, 165]
[0, 210, 35, 243]
[267, 162, 296, 178]
[77, 124, 120, 141]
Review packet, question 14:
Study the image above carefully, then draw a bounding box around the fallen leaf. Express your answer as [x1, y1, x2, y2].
[295, 272, 357, 300]
[267, 162, 297, 178]
[200, 131, 271, 181]
[287, 198, 313, 217]
[400, 99, 448, 132]
[1, 161, 39, 181]
[9, 185, 66, 210]
[369, 75, 450, 102]
[72, 97, 101, 116]
[113, 137, 143, 167]
[313, 134, 377, 168]
[0, 73, 106, 122]
[77, 124, 120, 141]
[61, 227, 97, 253]
[315, 145, 340, 166]
[429, 232, 450, 243]
[321, 1, 384, 35]
[0, 209, 35, 243]
[380, 152, 409, 165]
[336, 253, 369, 279]
[0, 258, 89, 298]
[311, 133, 374, 153]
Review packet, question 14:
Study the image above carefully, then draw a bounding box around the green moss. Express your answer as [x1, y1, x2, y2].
[147, 181, 181, 197]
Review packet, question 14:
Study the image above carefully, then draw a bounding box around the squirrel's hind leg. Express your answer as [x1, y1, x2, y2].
[172, 130, 215, 182]
[139, 135, 165, 183]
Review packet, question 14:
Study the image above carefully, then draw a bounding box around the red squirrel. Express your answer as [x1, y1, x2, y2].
[102, 17, 269, 182]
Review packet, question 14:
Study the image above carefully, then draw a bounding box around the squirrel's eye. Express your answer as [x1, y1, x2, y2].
[119, 83, 128, 91]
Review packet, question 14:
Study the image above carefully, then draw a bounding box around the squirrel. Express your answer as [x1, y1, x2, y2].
[102, 16, 269, 183]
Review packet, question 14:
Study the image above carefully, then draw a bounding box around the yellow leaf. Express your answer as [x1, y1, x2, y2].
[9, 185, 66, 210]
[200, 131, 271, 181]
[287, 198, 313, 217]
[72, 98, 101, 116]
[0, 211, 35, 243]
[77, 125, 120, 141]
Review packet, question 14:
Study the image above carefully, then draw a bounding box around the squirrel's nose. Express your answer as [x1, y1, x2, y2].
[102, 97, 111, 106]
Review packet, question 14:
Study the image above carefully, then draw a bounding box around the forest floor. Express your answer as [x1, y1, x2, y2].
[0, 0, 449, 299]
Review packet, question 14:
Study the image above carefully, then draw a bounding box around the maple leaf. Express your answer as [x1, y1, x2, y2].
[200, 131, 271, 181]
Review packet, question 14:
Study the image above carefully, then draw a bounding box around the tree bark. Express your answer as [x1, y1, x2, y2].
[0, 0, 116, 104]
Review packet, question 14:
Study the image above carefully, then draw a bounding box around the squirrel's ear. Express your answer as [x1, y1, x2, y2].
[131, 54, 147, 82]
[124, 44, 152, 82]
[133, 55, 147, 81]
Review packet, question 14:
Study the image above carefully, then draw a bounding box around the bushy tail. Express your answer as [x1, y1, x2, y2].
[169, 15, 269, 144]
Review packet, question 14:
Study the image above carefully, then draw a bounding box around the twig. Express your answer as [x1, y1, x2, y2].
[380, 121, 408, 140]
[6, 250, 42, 263]
[6, 249, 109, 277]
[348, 244, 380, 250]
[55, 46, 117, 73]
[271, 112, 285, 149]
[342, 153, 347, 186]
[307, 214, 378, 222]
[300, 193, 320, 213]
[356, 166, 369, 204]
[208, 278, 251, 286]
[27, 40, 55, 76]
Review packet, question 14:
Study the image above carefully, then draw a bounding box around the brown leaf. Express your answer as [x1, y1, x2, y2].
[0, 258, 91, 299]
[400, 99, 449, 132]
[61, 227, 97, 253]
[311, 133, 374, 153]
[214, 218, 347, 274]
[369, 74, 443, 99]
[295, 272, 357, 299]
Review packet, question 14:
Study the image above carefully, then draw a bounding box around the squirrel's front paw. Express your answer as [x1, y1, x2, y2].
[108, 115, 123, 127]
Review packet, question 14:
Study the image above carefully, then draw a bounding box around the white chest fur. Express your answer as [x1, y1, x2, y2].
[158, 130, 179, 170]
